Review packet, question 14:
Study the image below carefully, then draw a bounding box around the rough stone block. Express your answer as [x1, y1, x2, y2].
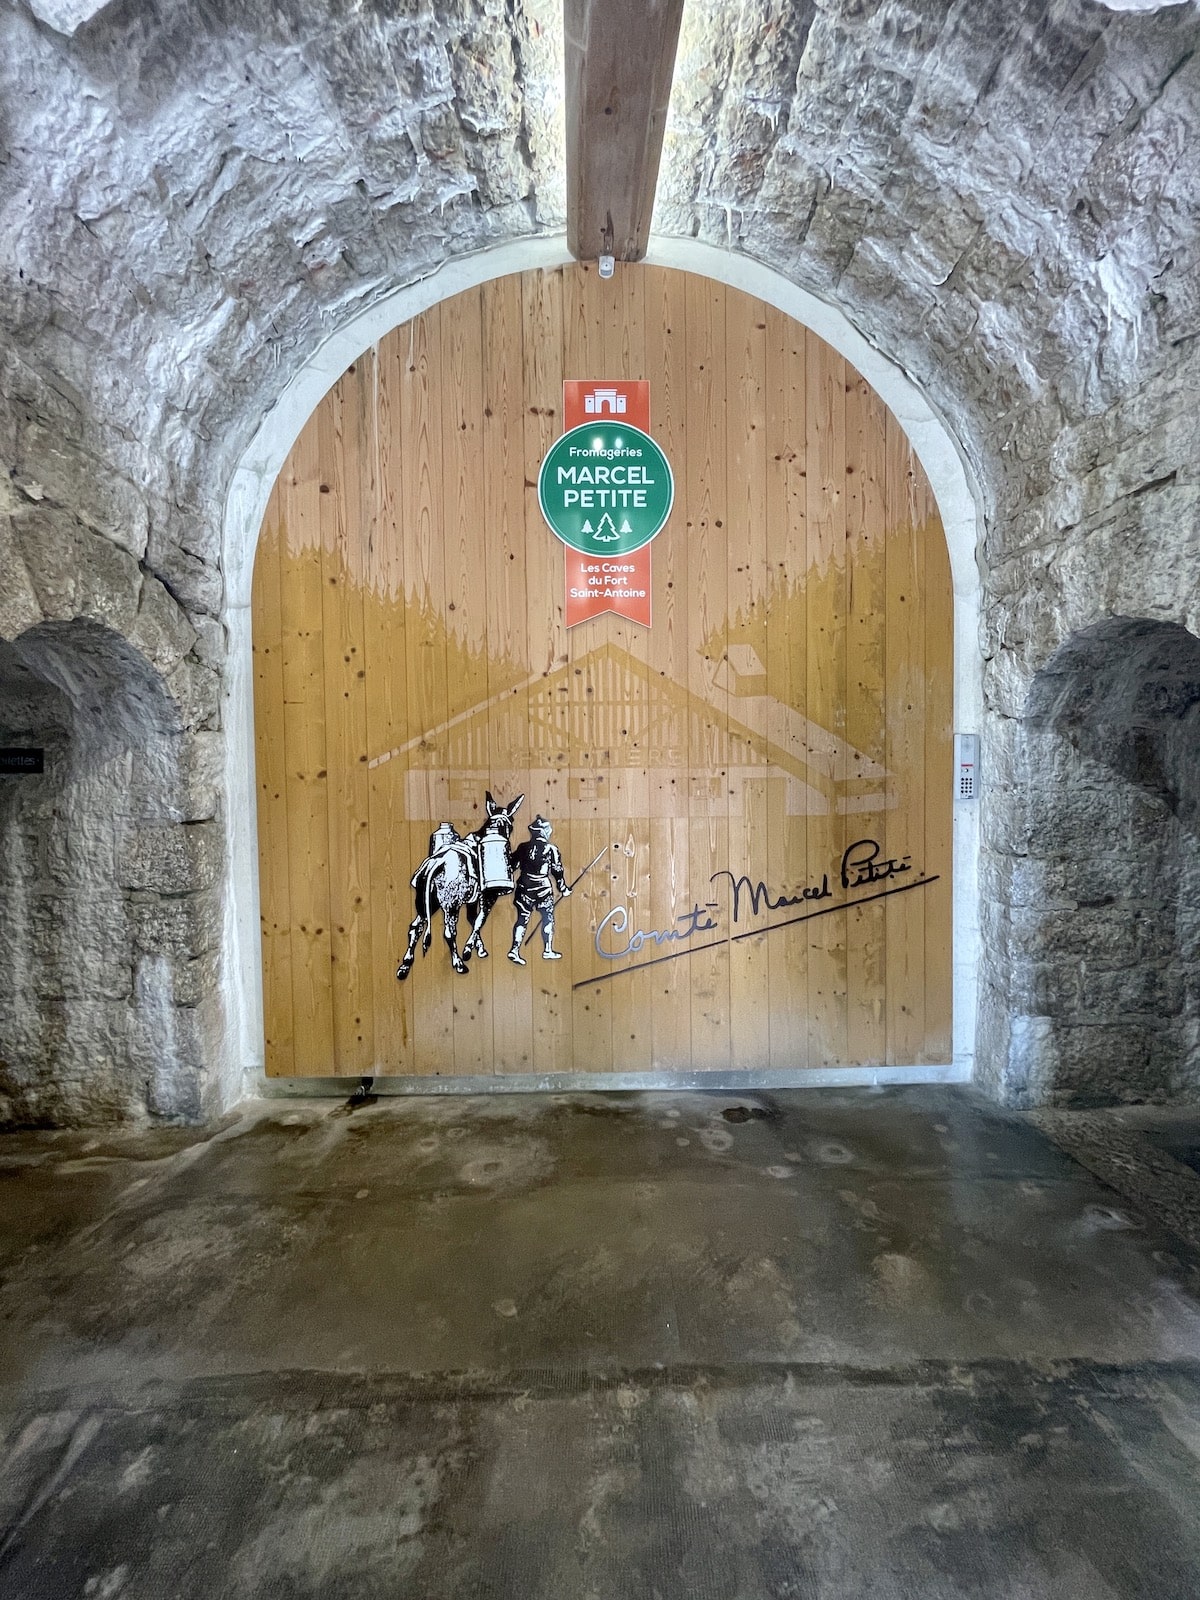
[1008, 904, 1172, 963]
[143, 536, 223, 619]
[164, 653, 222, 732]
[128, 888, 222, 962]
[1047, 1021, 1177, 1106]
[176, 730, 224, 823]
[128, 574, 198, 678]
[42, 805, 120, 884]
[1076, 960, 1185, 1019]
[190, 617, 226, 673]
[15, 420, 150, 560]
[1004, 1014, 1058, 1108]
[985, 855, 1070, 910]
[25, 890, 133, 1001]
[165, 948, 222, 1008]
[130, 963, 210, 1121]
[1060, 852, 1176, 908]
[1020, 787, 1131, 857]
[0, 996, 146, 1126]
[25, 0, 114, 39]
[14, 507, 141, 635]
[120, 821, 221, 895]
[0, 515, 43, 640]
[1009, 957, 1082, 1016]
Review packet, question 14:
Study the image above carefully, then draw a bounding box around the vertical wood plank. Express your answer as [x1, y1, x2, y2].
[883, 414, 926, 1065]
[724, 287, 771, 1071]
[923, 484, 955, 1063]
[765, 306, 809, 1070]
[318, 371, 374, 1075]
[365, 333, 415, 1073]
[402, 303, 453, 1073]
[440, 288, 495, 1075]
[603, 263, 653, 1076]
[521, 266, 571, 1076]
[482, 272, 536, 1073]
[641, 264, 694, 1077]
[252, 495, 295, 1076]
[805, 333, 848, 1070]
[845, 375, 888, 1066]
[562, 260, 614, 1076]
[279, 422, 336, 1073]
[685, 272, 731, 1071]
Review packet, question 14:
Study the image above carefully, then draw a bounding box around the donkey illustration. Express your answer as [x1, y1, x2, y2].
[396, 792, 525, 981]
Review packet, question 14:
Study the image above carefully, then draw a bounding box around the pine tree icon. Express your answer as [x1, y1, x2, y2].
[594, 513, 619, 542]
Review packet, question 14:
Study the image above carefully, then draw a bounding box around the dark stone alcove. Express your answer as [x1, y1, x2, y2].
[1001, 618, 1200, 1107]
[0, 619, 212, 1125]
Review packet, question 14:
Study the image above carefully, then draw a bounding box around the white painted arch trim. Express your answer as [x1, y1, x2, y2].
[221, 233, 982, 1103]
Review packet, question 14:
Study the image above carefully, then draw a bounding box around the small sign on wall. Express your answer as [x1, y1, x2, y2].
[0, 748, 44, 775]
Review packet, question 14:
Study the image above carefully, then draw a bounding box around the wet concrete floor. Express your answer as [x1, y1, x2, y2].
[2, 1086, 1200, 1596]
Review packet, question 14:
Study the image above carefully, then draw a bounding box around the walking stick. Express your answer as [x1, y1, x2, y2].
[521, 844, 612, 949]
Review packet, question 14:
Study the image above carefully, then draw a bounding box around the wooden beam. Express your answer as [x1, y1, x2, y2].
[564, 0, 685, 264]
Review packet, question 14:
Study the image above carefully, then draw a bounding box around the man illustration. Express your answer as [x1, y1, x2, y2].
[507, 815, 571, 964]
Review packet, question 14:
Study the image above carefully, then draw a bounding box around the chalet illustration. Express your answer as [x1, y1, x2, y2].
[368, 642, 891, 822]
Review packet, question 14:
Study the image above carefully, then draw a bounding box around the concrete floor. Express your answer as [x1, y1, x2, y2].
[2, 1086, 1200, 1598]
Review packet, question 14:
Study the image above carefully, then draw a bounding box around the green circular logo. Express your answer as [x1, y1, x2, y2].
[538, 422, 674, 556]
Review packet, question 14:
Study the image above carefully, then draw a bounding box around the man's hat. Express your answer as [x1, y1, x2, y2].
[530, 815, 552, 837]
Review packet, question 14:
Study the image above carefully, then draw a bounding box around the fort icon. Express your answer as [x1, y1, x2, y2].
[584, 387, 627, 415]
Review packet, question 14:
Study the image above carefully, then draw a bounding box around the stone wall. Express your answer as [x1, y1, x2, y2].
[0, 618, 221, 1122]
[984, 620, 1200, 1105]
[2, 0, 1199, 1118]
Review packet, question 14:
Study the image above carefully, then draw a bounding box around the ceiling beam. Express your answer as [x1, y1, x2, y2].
[564, 0, 685, 263]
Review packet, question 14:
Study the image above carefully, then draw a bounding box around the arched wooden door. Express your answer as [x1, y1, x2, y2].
[252, 264, 953, 1080]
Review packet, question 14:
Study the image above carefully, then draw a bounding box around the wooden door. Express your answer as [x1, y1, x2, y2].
[252, 264, 954, 1079]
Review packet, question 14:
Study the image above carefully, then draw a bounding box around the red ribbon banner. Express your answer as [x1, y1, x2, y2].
[562, 380, 653, 628]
